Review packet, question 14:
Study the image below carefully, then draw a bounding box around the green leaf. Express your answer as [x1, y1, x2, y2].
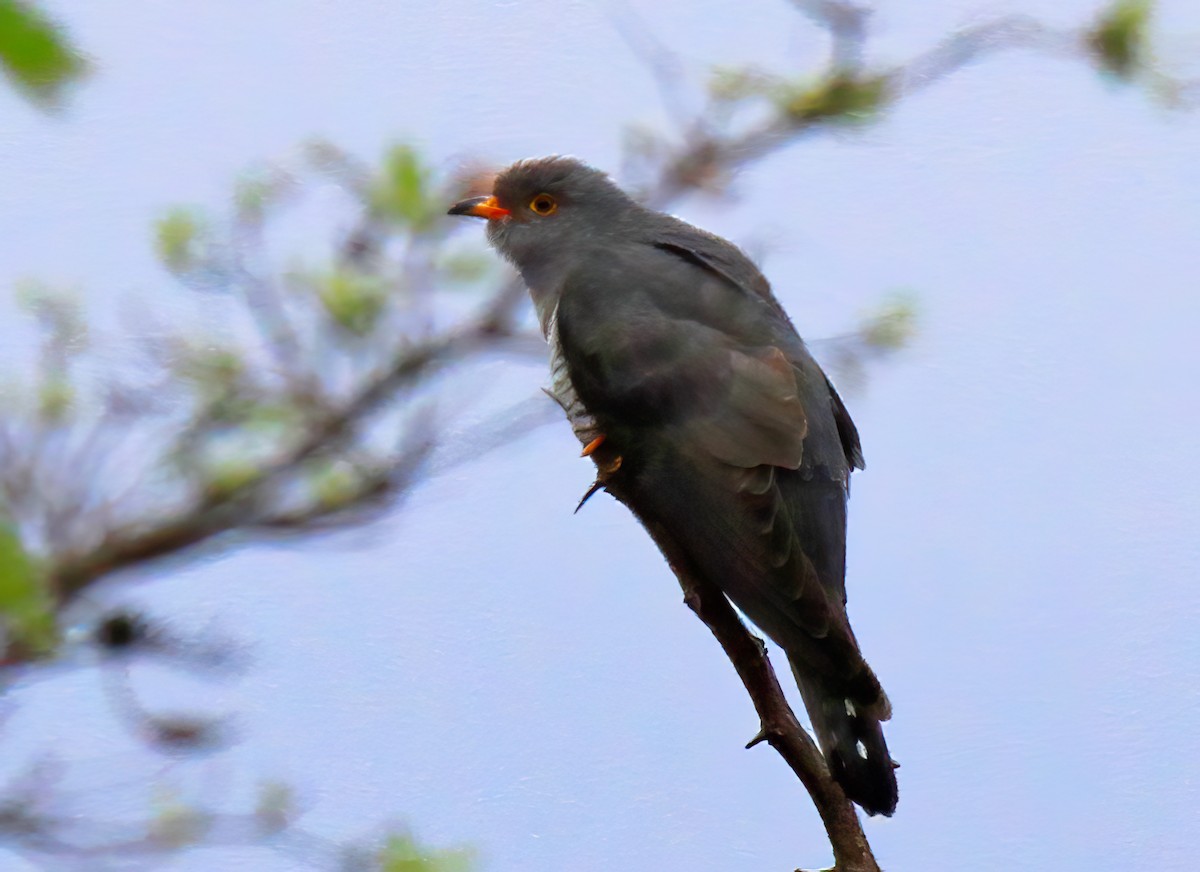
[1089, 0, 1153, 78]
[370, 144, 434, 229]
[154, 208, 207, 272]
[780, 73, 889, 124]
[37, 375, 73, 422]
[309, 459, 361, 510]
[0, 0, 88, 110]
[15, 280, 88, 351]
[0, 525, 56, 656]
[203, 457, 261, 497]
[243, 401, 302, 430]
[234, 166, 294, 222]
[175, 345, 244, 404]
[708, 65, 779, 102]
[861, 293, 918, 351]
[317, 267, 389, 336]
[378, 831, 475, 872]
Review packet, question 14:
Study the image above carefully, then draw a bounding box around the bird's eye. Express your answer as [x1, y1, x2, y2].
[529, 194, 558, 216]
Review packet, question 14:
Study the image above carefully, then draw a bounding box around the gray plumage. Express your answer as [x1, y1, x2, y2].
[450, 156, 897, 816]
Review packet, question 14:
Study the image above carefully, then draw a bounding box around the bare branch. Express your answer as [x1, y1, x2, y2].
[888, 15, 1075, 98]
[790, 0, 872, 73]
[48, 319, 504, 603]
[589, 439, 878, 871]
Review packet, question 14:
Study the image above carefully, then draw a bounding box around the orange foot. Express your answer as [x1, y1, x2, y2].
[580, 434, 606, 457]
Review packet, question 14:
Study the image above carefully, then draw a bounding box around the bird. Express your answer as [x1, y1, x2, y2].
[449, 156, 898, 816]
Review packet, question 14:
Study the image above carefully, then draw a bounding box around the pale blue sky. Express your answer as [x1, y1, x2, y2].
[1, 2, 1198, 870]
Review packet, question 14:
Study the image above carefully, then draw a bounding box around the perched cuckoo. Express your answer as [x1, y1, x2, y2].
[450, 156, 898, 816]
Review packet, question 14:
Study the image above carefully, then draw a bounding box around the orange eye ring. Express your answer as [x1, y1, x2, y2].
[529, 193, 558, 216]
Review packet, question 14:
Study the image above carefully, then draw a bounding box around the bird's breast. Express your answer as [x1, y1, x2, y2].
[545, 309, 602, 449]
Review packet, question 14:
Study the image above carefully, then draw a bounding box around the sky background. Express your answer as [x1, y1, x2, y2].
[1, 1, 1198, 870]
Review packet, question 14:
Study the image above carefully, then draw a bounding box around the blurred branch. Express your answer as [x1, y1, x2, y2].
[48, 325, 489, 603]
[643, 0, 1197, 205]
[815, 293, 919, 391]
[0, 758, 470, 871]
[790, 0, 872, 73]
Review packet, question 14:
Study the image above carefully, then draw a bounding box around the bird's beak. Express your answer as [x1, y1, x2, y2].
[447, 195, 510, 220]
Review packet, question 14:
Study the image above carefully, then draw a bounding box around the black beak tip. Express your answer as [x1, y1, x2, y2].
[448, 196, 487, 217]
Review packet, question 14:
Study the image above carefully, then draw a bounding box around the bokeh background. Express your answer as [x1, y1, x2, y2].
[1, 1, 1198, 870]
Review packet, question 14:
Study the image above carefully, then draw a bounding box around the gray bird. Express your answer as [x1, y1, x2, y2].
[449, 156, 897, 816]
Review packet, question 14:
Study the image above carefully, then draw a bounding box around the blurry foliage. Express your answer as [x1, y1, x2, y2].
[0, 524, 55, 658]
[202, 456, 263, 498]
[1090, 0, 1153, 79]
[235, 165, 297, 221]
[860, 293, 918, 352]
[150, 790, 211, 849]
[316, 266, 391, 336]
[173, 343, 246, 405]
[35, 373, 73, 421]
[708, 65, 890, 125]
[155, 208, 209, 273]
[708, 64, 780, 103]
[820, 292, 919, 391]
[0, 141, 495, 670]
[0, 0, 87, 110]
[377, 831, 476, 872]
[438, 249, 495, 285]
[780, 73, 890, 123]
[310, 458, 366, 510]
[371, 144, 439, 231]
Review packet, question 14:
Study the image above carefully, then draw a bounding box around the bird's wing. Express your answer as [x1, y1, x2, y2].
[555, 248, 809, 471]
[651, 222, 785, 315]
[827, 376, 865, 471]
[556, 246, 856, 643]
[618, 234, 894, 809]
[648, 218, 864, 474]
[696, 345, 808, 469]
[651, 218, 864, 474]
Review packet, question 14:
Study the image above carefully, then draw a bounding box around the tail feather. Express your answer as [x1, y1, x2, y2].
[792, 658, 898, 817]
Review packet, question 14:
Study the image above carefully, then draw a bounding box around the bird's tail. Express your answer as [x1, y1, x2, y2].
[791, 657, 898, 817]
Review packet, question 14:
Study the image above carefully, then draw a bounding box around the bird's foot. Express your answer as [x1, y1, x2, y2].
[581, 433, 622, 477]
[580, 434, 606, 456]
[574, 434, 623, 513]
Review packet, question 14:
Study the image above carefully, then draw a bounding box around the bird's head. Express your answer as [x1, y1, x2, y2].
[448, 156, 638, 274]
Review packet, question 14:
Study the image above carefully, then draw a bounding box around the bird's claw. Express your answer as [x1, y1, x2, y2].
[574, 434, 622, 513]
[580, 434, 606, 457]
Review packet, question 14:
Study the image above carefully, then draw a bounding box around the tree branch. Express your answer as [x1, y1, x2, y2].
[592, 448, 877, 872]
[48, 319, 503, 603]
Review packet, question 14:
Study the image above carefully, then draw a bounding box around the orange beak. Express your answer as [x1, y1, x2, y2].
[447, 195, 511, 220]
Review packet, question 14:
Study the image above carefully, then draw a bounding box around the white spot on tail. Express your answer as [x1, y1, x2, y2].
[856, 740, 868, 760]
[844, 699, 856, 717]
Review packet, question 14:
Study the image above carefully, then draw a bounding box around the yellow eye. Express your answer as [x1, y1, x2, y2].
[529, 193, 557, 216]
